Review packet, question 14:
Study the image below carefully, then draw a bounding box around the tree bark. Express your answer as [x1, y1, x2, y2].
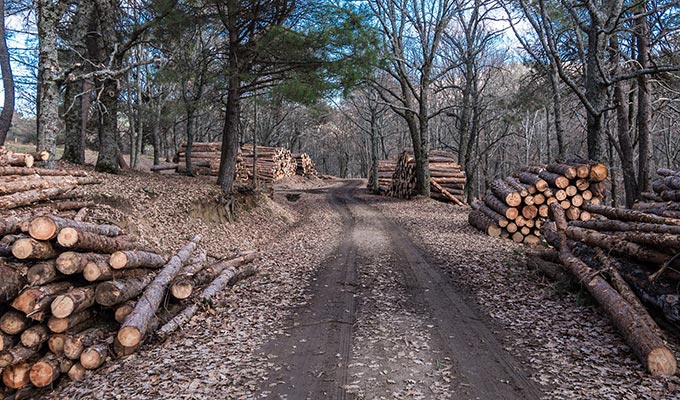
[0, 0, 15, 145]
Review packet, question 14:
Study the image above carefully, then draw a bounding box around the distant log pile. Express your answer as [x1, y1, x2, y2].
[0, 211, 257, 395]
[294, 153, 317, 177]
[469, 161, 608, 244]
[635, 168, 680, 218]
[386, 149, 466, 204]
[165, 142, 315, 186]
[367, 159, 398, 194]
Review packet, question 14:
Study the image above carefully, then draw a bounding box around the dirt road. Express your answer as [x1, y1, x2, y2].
[259, 181, 542, 399]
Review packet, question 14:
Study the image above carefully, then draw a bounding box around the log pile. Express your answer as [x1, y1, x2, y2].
[533, 203, 679, 376]
[0, 210, 258, 395]
[635, 168, 680, 218]
[293, 153, 317, 177]
[367, 159, 398, 194]
[386, 149, 466, 204]
[170, 142, 307, 186]
[0, 147, 45, 169]
[469, 162, 608, 244]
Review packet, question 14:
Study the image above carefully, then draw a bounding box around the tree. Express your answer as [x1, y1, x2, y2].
[368, 0, 461, 197]
[0, 0, 15, 145]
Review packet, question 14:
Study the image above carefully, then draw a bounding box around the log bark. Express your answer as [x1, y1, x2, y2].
[566, 226, 672, 265]
[29, 215, 123, 241]
[0, 177, 79, 196]
[538, 170, 569, 189]
[94, 272, 156, 306]
[56, 252, 109, 275]
[157, 264, 257, 341]
[570, 219, 680, 235]
[118, 235, 201, 347]
[471, 200, 508, 227]
[109, 250, 166, 270]
[0, 264, 26, 303]
[11, 238, 57, 260]
[0, 215, 23, 235]
[0, 345, 37, 368]
[548, 203, 676, 376]
[0, 332, 16, 352]
[0, 166, 88, 177]
[516, 172, 548, 192]
[546, 163, 577, 179]
[51, 286, 96, 318]
[57, 228, 141, 252]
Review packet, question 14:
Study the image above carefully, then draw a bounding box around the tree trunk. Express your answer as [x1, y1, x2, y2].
[0, 0, 15, 145]
[62, 79, 85, 163]
[37, 0, 62, 169]
[117, 235, 201, 347]
[636, 1, 651, 197]
[95, 78, 121, 173]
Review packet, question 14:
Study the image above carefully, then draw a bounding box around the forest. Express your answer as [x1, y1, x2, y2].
[1, 0, 680, 206]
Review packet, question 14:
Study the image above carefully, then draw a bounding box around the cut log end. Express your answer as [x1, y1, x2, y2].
[29, 360, 59, 387]
[67, 363, 86, 381]
[170, 282, 193, 300]
[117, 326, 142, 348]
[28, 216, 58, 241]
[2, 363, 31, 389]
[109, 251, 128, 269]
[57, 227, 79, 247]
[648, 347, 677, 377]
[83, 261, 104, 281]
[51, 295, 75, 319]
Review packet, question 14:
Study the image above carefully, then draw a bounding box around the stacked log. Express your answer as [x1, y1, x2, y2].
[293, 153, 317, 177]
[0, 147, 38, 168]
[386, 149, 466, 204]
[469, 162, 608, 244]
[367, 159, 398, 194]
[0, 167, 98, 211]
[0, 209, 256, 395]
[636, 168, 680, 218]
[171, 142, 306, 187]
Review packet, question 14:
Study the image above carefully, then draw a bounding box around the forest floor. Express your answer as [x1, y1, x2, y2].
[44, 174, 679, 399]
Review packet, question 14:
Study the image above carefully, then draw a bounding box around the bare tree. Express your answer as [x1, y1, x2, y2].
[0, 0, 15, 145]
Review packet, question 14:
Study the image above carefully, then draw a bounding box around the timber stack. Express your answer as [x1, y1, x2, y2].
[1, 210, 257, 395]
[635, 168, 680, 218]
[367, 159, 398, 194]
[169, 142, 308, 186]
[387, 149, 466, 204]
[294, 153, 317, 177]
[469, 161, 609, 245]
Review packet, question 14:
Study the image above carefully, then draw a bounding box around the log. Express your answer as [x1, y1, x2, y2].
[0, 177, 79, 196]
[517, 172, 548, 192]
[0, 166, 88, 177]
[483, 192, 519, 220]
[56, 252, 109, 275]
[521, 205, 538, 220]
[547, 163, 577, 179]
[548, 203, 676, 376]
[0, 215, 23, 236]
[489, 179, 522, 207]
[539, 170, 569, 189]
[2, 362, 31, 389]
[0, 265, 26, 303]
[29, 215, 123, 241]
[27, 261, 60, 286]
[29, 354, 61, 387]
[94, 272, 156, 306]
[63, 328, 108, 361]
[566, 226, 672, 265]
[170, 251, 207, 299]
[0, 185, 77, 209]
[20, 324, 49, 348]
[11, 238, 57, 260]
[468, 211, 502, 237]
[0, 333, 16, 352]
[471, 200, 509, 228]
[51, 286, 96, 318]
[0, 345, 37, 368]
[80, 343, 108, 369]
[157, 264, 257, 341]
[570, 219, 680, 235]
[47, 309, 93, 333]
[109, 250, 166, 270]
[150, 163, 179, 172]
[582, 203, 680, 226]
[118, 235, 201, 347]
[0, 311, 29, 335]
[48, 334, 66, 355]
[11, 282, 73, 317]
[67, 362, 86, 381]
[0, 152, 34, 168]
[57, 228, 140, 252]
[114, 301, 135, 324]
[589, 163, 609, 182]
